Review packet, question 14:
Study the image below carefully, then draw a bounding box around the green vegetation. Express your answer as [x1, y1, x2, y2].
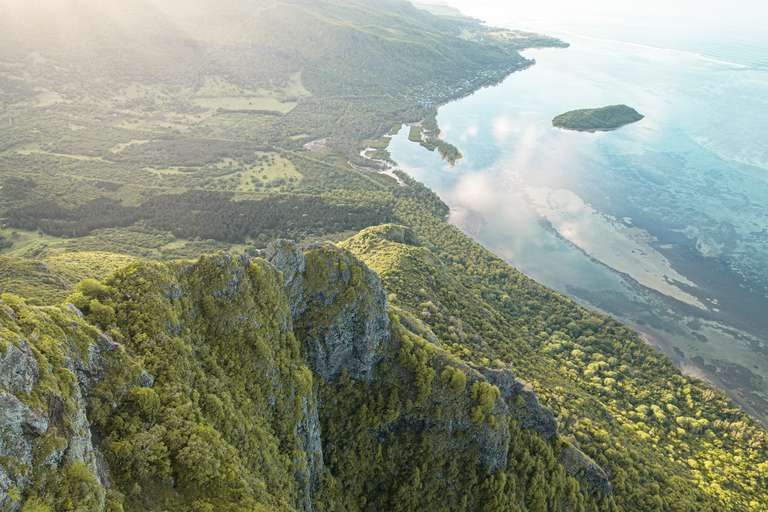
[0, 251, 135, 305]
[408, 126, 424, 143]
[342, 217, 768, 511]
[0, 256, 72, 305]
[552, 105, 644, 132]
[1, 1, 765, 511]
[0, 0, 533, 166]
[5, 218, 766, 511]
[420, 110, 462, 164]
[405, 112, 462, 164]
[0, 255, 317, 511]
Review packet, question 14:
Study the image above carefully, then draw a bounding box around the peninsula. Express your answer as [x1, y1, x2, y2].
[553, 104, 644, 131]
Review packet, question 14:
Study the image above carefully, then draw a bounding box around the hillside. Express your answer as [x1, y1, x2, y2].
[0, 0, 562, 248]
[2, 224, 766, 511]
[0, 0, 550, 163]
[1, 243, 610, 511]
[0, 0, 766, 511]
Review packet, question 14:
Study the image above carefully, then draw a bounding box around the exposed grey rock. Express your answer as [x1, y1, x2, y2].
[93, 448, 114, 490]
[371, 365, 510, 472]
[1, 302, 16, 322]
[396, 309, 442, 347]
[267, 239, 307, 288]
[368, 224, 421, 247]
[478, 366, 610, 495]
[70, 343, 110, 395]
[267, 240, 394, 506]
[0, 393, 47, 512]
[479, 367, 558, 441]
[0, 340, 39, 395]
[66, 303, 84, 318]
[58, 343, 113, 490]
[295, 395, 323, 511]
[0, 306, 116, 510]
[268, 240, 391, 383]
[267, 239, 307, 320]
[138, 370, 155, 388]
[161, 283, 184, 301]
[268, 235, 610, 502]
[560, 444, 612, 497]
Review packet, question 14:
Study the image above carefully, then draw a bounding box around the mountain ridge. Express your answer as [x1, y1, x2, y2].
[0, 235, 609, 511]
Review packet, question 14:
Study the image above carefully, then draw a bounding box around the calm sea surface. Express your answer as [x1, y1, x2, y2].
[387, 4, 768, 424]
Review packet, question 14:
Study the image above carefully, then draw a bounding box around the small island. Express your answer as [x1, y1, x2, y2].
[552, 104, 643, 132]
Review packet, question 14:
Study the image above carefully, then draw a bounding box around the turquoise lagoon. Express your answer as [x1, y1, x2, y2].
[387, 15, 768, 424]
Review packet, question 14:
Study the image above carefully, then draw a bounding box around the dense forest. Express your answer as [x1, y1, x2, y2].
[552, 105, 644, 132]
[0, 0, 765, 511]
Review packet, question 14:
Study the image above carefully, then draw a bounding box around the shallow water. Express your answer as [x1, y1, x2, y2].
[387, 19, 768, 424]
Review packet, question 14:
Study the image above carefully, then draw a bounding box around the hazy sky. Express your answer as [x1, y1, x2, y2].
[443, 0, 768, 27]
[432, 0, 768, 69]
[440, 0, 768, 42]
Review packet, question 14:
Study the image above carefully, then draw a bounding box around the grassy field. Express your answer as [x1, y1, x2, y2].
[109, 139, 151, 154]
[0, 143, 41, 156]
[1, 226, 246, 261]
[0, 249, 136, 305]
[189, 73, 307, 113]
[0, 228, 65, 258]
[35, 90, 66, 106]
[408, 125, 423, 142]
[43, 251, 137, 285]
[363, 135, 391, 149]
[122, 82, 172, 101]
[0, 255, 72, 304]
[304, 145, 352, 167]
[194, 96, 297, 113]
[204, 152, 303, 192]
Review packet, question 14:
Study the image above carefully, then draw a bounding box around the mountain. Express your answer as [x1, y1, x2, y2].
[0, 0, 766, 511]
[0, 0, 542, 161]
[0, 234, 610, 511]
[1, 222, 766, 511]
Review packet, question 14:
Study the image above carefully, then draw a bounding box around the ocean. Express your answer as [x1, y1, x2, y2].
[387, 1, 768, 424]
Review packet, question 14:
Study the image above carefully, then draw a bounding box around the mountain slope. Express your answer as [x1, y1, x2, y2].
[0, 242, 610, 511]
[2, 223, 766, 510]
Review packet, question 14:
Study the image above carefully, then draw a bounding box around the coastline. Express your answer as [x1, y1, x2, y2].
[583, 295, 768, 427]
[384, 38, 768, 429]
[442, 197, 768, 425]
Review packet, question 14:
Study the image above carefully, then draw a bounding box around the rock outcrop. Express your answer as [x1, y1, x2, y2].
[0, 340, 39, 396]
[0, 302, 114, 512]
[479, 366, 611, 496]
[268, 240, 391, 383]
[479, 367, 558, 441]
[0, 393, 47, 511]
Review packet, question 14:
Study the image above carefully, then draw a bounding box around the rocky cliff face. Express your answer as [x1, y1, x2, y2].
[478, 366, 610, 496]
[268, 239, 391, 383]
[478, 367, 558, 441]
[1, 253, 322, 511]
[0, 300, 115, 511]
[1, 235, 610, 511]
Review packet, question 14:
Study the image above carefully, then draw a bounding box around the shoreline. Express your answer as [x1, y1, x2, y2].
[441, 191, 768, 428]
[387, 47, 768, 429]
